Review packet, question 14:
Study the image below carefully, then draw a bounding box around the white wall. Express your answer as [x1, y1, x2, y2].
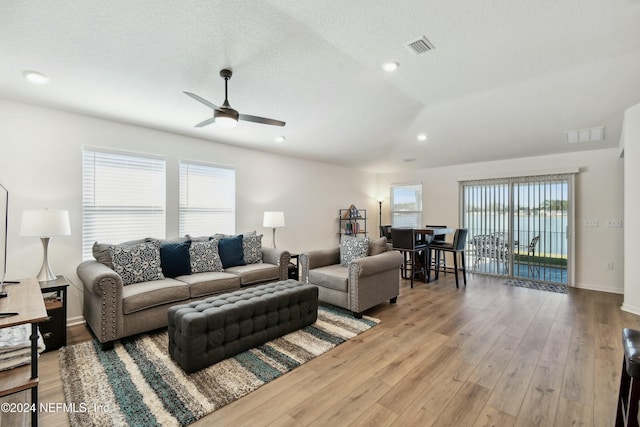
[0, 100, 377, 323]
[622, 102, 640, 314]
[376, 148, 624, 294]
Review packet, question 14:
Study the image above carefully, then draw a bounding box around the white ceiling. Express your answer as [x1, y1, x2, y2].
[1, 1, 639, 173]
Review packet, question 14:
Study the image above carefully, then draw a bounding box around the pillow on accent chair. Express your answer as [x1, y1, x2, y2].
[109, 241, 165, 285]
[159, 241, 192, 278]
[189, 240, 224, 273]
[368, 236, 388, 256]
[243, 234, 263, 264]
[218, 235, 246, 268]
[340, 235, 370, 266]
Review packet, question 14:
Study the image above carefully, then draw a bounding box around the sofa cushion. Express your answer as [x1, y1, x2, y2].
[368, 236, 388, 256]
[159, 241, 192, 278]
[189, 240, 223, 273]
[176, 271, 241, 299]
[110, 241, 165, 285]
[243, 234, 263, 264]
[225, 263, 280, 286]
[93, 238, 149, 269]
[340, 235, 370, 266]
[218, 235, 246, 268]
[122, 278, 190, 314]
[308, 264, 349, 292]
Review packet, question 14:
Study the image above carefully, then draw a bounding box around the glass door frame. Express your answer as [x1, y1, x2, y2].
[459, 173, 575, 287]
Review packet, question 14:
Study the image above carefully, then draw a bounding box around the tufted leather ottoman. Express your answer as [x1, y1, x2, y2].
[616, 328, 640, 427]
[168, 279, 318, 373]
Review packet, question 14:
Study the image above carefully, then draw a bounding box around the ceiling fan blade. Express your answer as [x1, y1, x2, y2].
[184, 91, 220, 110]
[195, 117, 216, 128]
[238, 113, 286, 127]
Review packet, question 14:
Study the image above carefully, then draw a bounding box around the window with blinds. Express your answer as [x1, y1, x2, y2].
[391, 183, 423, 228]
[82, 148, 166, 260]
[179, 160, 235, 237]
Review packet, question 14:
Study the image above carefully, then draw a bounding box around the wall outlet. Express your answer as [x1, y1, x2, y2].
[584, 219, 598, 227]
[606, 262, 614, 270]
[607, 219, 623, 228]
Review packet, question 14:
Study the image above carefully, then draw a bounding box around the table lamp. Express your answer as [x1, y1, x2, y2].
[20, 208, 71, 282]
[263, 211, 285, 248]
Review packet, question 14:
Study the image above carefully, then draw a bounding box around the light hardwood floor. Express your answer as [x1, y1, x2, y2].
[2, 273, 638, 426]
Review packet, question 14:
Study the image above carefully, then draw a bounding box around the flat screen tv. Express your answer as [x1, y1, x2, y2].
[0, 184, 7, 293]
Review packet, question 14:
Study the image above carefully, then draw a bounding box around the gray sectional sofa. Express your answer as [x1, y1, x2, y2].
[77, 234, 290, 348]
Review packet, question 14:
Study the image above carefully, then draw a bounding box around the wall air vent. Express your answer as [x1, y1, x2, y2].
[564, 126, 605, 144]
[405, 36, 435, 55]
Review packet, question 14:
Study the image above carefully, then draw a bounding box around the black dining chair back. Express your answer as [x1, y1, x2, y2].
[380, 225, 393, 241]
[452, 228, 468, 251]
[391, 228, 428, 288]
[425, 225, 448, 242]
[434, 228, 468, 288]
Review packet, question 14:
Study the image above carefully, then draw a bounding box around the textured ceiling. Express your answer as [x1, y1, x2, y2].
[1, 1, 639, 172]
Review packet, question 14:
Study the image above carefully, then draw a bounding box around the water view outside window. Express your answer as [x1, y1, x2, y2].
[461, 174, 571, 285]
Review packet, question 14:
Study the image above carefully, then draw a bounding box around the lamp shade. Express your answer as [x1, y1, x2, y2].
[263, 211, 285, 228]
[20, 209, 71, 237]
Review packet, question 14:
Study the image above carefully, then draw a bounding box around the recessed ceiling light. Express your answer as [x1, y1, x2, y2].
[274, 136, 285, 143]
[417, 133, 428, 141]
[22, 70, 50, 85]
[382, 62, 399, 72]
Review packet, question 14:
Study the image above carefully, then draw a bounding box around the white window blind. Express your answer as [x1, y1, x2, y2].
[391, 183, 423, 227]
[82, 148, 166, 260]
[179, 160, 235, 236]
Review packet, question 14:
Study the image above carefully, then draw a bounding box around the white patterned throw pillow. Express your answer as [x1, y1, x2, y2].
[189, 240, 224, 273]
[340, 235, 370, 266]
[109, 241, 165, 285]
[243, 234, 263, 264]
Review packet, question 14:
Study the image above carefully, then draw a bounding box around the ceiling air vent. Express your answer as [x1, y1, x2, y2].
[405, 36, 435, 55]
[564, 126, 605, 144]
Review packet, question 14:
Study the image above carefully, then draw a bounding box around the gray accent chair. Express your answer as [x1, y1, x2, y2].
[300, 240, 403, 318]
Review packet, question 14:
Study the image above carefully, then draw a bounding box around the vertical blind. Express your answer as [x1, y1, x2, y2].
[391, 183, 423, 227]
[461, 173, 571, 284]
[82, 148, 166, 260]
[179, 160, 235, 237]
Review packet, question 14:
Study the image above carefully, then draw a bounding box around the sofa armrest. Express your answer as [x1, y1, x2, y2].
[77, 260, 124, 296]
[348, 250, 403, 314]
[77, 260, 125, 344]
[350, 250, 403, 278]
[300, 247, 341, 282]
[261, 247, 291, 280]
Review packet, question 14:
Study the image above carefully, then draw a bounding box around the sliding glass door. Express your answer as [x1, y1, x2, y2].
[461, 174, 573, 285]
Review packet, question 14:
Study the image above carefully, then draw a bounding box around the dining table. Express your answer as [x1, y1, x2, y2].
[393, 227, 454, 283]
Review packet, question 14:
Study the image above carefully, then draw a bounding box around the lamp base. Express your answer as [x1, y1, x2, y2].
[37, 237, 58, 282]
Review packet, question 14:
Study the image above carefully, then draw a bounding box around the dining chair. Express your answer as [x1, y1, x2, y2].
[379, 225, 392, 242]
[426, 224, 448, 273]
[391, 228, 429, 288]
[434, 228, 468, 288]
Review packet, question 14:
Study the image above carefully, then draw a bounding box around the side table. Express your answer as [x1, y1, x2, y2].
[39, 275, 69, 352]
[288, 254, 299, 280]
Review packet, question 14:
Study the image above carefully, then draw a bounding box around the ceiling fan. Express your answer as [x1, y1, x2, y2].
[184, 69, 285, 128]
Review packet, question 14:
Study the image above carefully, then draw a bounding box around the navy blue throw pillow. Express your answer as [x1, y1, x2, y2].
[218, 235, 246, 268]
[159, 241, 192, 278]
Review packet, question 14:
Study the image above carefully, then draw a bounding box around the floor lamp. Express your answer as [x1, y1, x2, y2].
[378, 197, 384, 237]
[20, 208, 71, 282]
[263, 211, 285, 248]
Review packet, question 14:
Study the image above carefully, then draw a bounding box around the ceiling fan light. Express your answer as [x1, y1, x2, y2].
[214, 110, 238, 128]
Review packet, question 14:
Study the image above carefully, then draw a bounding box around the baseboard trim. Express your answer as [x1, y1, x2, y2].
[622, 303, 640, 316]
[67, 315, 86, 327]
[573, 282, 624, 295]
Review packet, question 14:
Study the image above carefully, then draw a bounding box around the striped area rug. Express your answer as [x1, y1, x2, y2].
[59, 304, 379, 427]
